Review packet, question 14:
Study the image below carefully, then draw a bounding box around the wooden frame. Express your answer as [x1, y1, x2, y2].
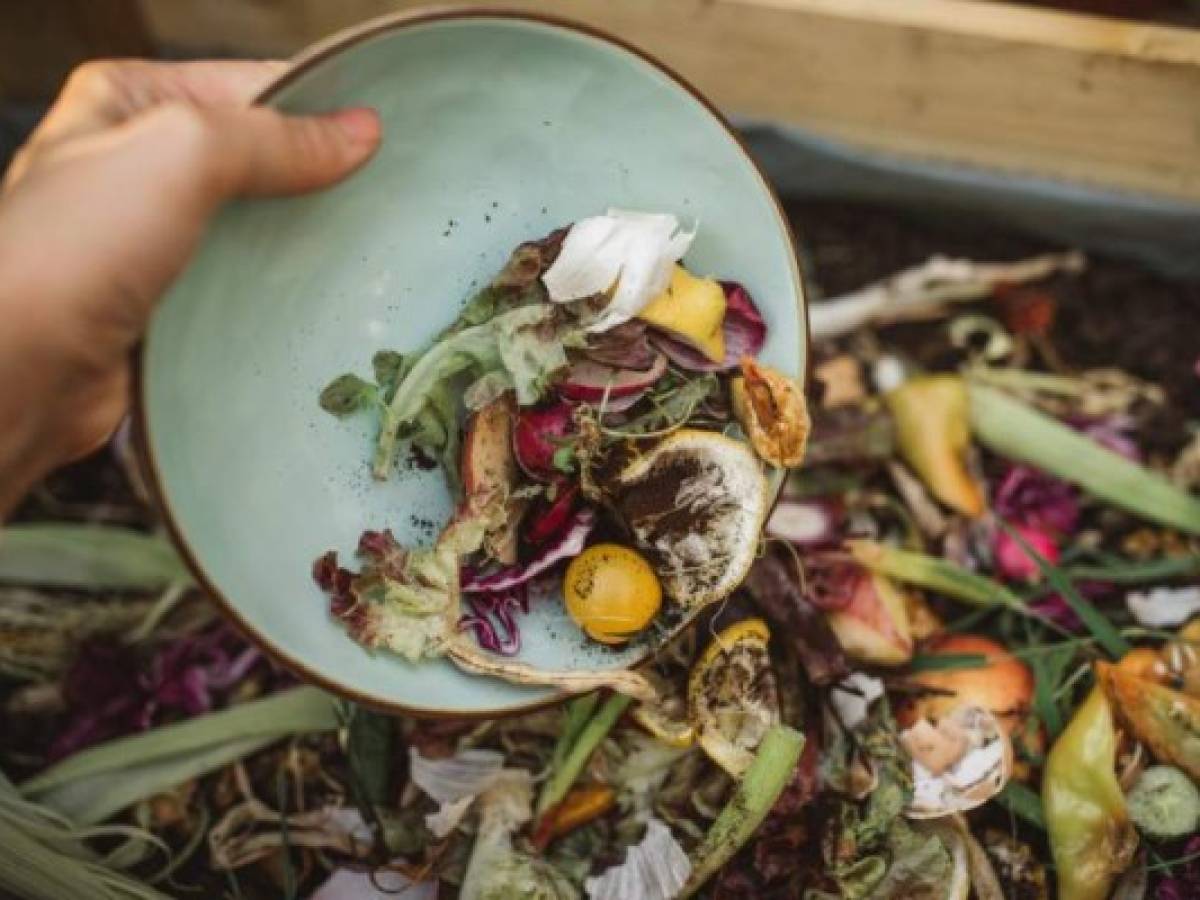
[136, 0, 1200, 202]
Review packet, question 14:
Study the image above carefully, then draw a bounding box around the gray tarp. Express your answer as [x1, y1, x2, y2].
[739, 121, 1200, 282]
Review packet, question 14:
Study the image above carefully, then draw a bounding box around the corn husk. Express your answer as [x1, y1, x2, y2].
[21, 687, 338, 825]
[968, 382, 1200, 535]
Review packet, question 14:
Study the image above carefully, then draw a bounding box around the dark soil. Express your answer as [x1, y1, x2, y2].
[788, 201, 1200, 427]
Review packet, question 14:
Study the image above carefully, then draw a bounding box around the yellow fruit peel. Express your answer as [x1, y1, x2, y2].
[638, 265, 726, 363]
[688, 618, 780, 776]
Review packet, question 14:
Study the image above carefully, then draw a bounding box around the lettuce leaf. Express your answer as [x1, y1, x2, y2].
[373, 305, 580, 479]
[865, 820, 953, 900]
[314, 516, 487, 663]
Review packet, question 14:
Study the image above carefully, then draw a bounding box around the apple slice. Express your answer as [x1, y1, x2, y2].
[825, 568, 914, 666]
[461, 397, 524, 564]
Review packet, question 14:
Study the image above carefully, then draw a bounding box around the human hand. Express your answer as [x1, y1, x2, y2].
[0, 60, 380, 513]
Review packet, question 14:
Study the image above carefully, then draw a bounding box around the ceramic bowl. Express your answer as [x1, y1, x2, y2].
[139, 9, 807, 715]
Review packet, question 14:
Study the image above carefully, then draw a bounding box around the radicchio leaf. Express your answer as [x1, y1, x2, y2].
[459, 590, 528, 656]
[525, 482, 579, 546]
[48, 626, 264, 761]
[582, 320, 659, 370]
[651, 281, 766, 372]
[993, 465, 1079, 535]
[462, 508, 595, 593]
[313, 530, 459, 662]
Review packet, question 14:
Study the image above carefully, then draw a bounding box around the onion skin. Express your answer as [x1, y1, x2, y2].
[462, 508, 595, 594]
[765, 499, 844, 548]
[557, 353, 667, 402]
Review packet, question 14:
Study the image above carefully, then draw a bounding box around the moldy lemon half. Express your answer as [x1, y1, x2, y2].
[688, 617, 780, 776]
[631, 671, 695, 748]
[563, 544, 662, 644]
[609, 429, 768, 610]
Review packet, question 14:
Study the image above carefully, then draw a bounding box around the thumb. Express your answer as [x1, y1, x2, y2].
[206, 105, 382, 197]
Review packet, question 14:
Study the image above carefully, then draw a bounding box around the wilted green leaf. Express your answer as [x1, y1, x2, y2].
[22, 687, 338, 824]
[319, 373, 377, 416]
[0, 525, 188, 590]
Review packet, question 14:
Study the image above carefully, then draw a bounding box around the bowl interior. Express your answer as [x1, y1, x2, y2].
[142, 12, 806, 715]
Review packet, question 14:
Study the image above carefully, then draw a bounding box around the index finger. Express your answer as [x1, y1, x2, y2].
[27, 59, 290, 153]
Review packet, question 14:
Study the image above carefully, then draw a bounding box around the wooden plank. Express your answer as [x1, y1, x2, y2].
[136, 0, 1200, 202]
[1, 0, 153, 101]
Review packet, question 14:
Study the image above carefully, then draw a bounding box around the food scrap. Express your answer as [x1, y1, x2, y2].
[314, 211, 793, 691]
[8, 202, 1200, 899]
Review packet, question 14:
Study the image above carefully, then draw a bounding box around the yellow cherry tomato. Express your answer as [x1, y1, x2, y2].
[563, 544, 662, 644]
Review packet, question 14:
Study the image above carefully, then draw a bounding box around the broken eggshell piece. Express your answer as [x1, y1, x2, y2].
[903, 705, 1014, 819]
[541, 209, 695, 333]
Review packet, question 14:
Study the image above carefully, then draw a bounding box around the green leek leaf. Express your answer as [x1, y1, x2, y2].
[22, 687, 337, 825]
[968, 382, 1200, 535]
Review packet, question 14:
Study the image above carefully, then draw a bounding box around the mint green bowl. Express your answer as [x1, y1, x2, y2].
[139, 9, 807, 716]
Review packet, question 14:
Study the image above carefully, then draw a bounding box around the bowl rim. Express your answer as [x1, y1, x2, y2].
[134, 4, 812, 719]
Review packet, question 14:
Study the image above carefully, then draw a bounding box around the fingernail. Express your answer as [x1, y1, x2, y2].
[330, 107, 381, 146]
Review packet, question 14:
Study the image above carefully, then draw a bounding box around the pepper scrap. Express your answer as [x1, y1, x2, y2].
[531, 784, 615, 851]
[885, 375, 985, 518]
[1043, 684, 1138, 900]
[1098, 658, 1200, 783]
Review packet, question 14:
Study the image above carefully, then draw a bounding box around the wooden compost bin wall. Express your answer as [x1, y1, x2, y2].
[130, 0, 1200, 203]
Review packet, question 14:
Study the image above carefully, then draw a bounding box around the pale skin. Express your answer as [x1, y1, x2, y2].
[0, 60, 382, 515]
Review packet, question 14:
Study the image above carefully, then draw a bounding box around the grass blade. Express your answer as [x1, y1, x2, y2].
[0, 525, 190, 590]
[968, 382, 1200, 535]
[346, 705, 394, 807]
[0, 772, 172, 900]
[908, 653, 988, 673]
[1063, 556, 1200, 584]
[997, 520, 1130, 659]
[1028, 643, 1076, 741]
[996, 781, 1045, 830]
